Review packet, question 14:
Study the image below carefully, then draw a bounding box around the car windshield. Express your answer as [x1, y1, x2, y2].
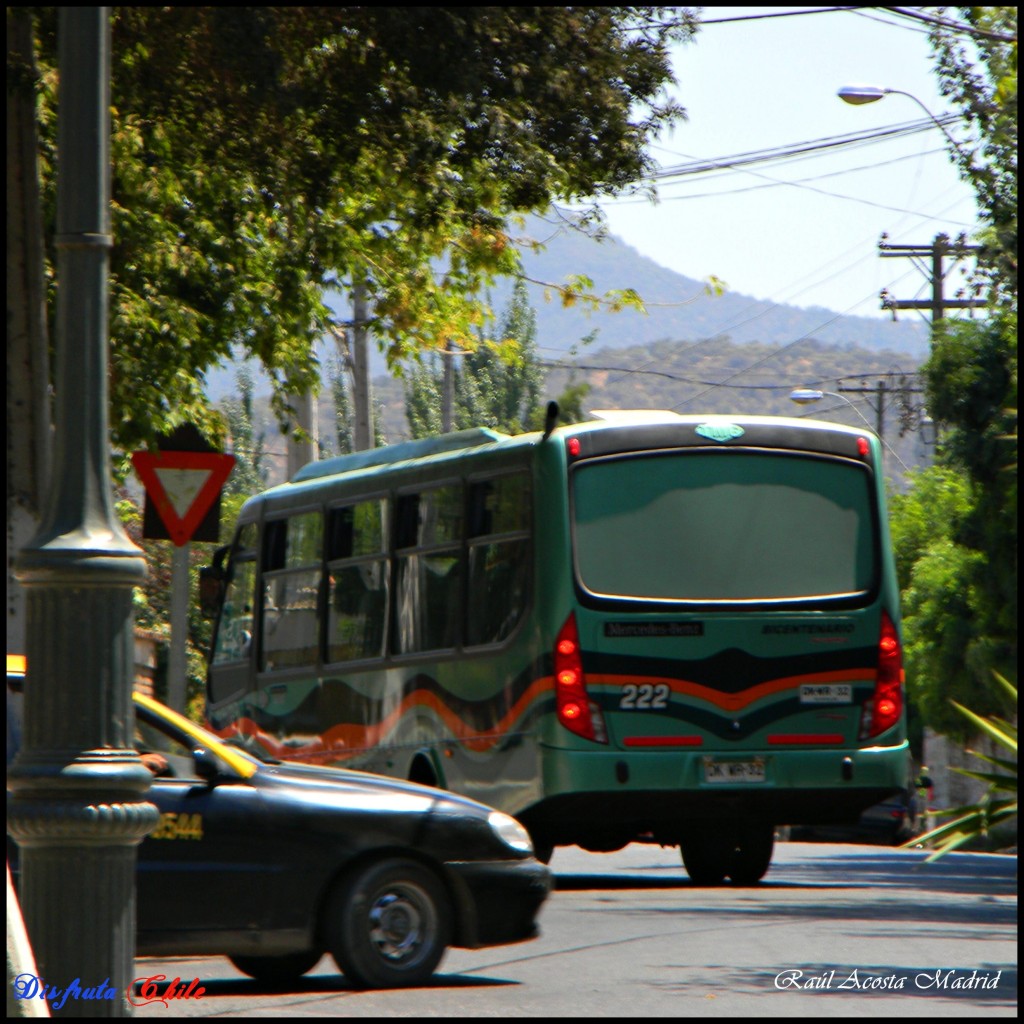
[133, 694, 260, 778]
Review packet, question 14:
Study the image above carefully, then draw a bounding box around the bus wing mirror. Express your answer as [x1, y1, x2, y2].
[199, 564, 225, 619]
[542, 401, 560, 441]
[199, 544, 231, 619]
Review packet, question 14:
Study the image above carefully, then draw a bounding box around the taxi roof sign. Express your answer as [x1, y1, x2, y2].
[132, 450, 235, 546]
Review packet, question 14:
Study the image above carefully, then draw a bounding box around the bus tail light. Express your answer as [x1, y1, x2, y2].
[554, 613, 607, 744]
[860, 610, 904, 740]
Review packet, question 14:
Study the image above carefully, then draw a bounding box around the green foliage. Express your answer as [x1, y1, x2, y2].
[456, 281, 545, 434]
[404, 358, 446, 440]
[221, 368, 269, 500]
[327, 357, 354, 457]
[929, 7, 1017, 304]
[888, 465, 971, 588]
[544, 381, 594, 429]
[899, 8, 1019, 743]
[917, 314, 1018, 709]
[926, 315, 1018, 489]
[905, 674, 1017, 859]
[25, 6, 698, 453]
[406, 281, 547, 438]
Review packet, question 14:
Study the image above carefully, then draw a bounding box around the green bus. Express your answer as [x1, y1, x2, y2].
[202, 410, 910, 883]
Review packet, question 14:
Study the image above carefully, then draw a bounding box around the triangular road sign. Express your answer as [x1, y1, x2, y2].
[132, 451, 236, 546]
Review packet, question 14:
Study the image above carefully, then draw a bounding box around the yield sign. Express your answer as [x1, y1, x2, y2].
[132, 450, 236, 546]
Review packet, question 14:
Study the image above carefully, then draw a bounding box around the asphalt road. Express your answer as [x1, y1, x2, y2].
[127, 841, 1017, 1018]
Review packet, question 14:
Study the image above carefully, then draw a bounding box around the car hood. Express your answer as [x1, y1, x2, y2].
[254, 758, 493, 817]
[248, 759, 527, 861]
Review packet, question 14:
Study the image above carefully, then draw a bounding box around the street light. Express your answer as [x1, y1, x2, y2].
[837, 85, 968, 162]
[789, 387, 878, 435]
[789, 387, 911, 477]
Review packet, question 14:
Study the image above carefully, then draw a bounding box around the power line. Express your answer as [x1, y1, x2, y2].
[879, 7, 1018, 43]
[641, 156, 977, 226]
[649, 117, 960, 181]
[698, 8, 864, 26]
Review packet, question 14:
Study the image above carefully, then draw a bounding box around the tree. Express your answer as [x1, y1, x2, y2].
[14, 6, 698, 456]
[456, 280, 545, 434]
[221, 368, 269, 499]
[928, 7, 1017, 305]
[924, 315, 1017, 674]
[892, 7, 1018, 738]
[326, 356, 354, 458]
[405, 280, 549, 438]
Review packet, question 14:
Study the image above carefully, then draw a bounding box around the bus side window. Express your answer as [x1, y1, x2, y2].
[466, 473, 531, 647]
[211, 560, 257, 666]
[394, 485, 462, 654]
[260, 511, 323, 671]
[327, 500, 389, 663]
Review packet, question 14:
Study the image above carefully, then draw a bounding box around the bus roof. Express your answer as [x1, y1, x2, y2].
[246, 413, 875, 509]
[289, 427, 513, 486]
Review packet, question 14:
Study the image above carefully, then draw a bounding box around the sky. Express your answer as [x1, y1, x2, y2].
[591, 6, 982, 322]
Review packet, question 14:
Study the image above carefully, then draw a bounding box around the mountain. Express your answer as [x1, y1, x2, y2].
[203, 218, 928, 403]
[500, 217, 929, 358]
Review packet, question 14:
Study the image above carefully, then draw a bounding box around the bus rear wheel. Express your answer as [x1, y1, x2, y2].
[681, 824, 774, 886]
[726, 824, 774, 885]
[681, 833, 730, 886]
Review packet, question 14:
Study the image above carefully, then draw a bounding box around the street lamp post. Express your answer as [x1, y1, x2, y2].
[790, 384, 904, 478]
[789, 386, 883, 438]
[837, 84, 970, 166]
[8, 8, 157, 1016]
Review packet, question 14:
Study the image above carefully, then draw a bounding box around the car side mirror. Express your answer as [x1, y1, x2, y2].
[193, 747, 223, 784]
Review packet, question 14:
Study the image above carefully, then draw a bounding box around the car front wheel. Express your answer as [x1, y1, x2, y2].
[325, 858, 451, 989]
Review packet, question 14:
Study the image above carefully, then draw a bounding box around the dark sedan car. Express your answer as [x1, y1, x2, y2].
[41, 693, 550, 989]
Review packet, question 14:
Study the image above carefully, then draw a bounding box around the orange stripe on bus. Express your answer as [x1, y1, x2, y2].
[589, 668, 867, 713]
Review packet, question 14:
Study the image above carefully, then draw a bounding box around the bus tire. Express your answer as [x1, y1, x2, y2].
[530, 834, 554, 865]
[727, 824, 774, 885]
[680, 834, 729, 886]
[228, 949, 322, 984]
[408, 753, 439, 788]
[325, 858, 450, 989]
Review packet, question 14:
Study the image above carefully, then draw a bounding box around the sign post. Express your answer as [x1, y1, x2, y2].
[132, 427, 234, 712]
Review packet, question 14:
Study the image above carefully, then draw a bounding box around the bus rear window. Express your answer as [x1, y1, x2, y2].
[571, 451, 876, 602]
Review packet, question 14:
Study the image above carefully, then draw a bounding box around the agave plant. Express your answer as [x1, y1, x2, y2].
[905, 674, 1017, 861]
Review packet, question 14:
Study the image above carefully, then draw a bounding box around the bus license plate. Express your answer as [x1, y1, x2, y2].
[703, 758, 765, 784]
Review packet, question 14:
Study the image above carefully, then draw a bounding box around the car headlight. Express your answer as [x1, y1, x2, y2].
[487, 811, 534, 855]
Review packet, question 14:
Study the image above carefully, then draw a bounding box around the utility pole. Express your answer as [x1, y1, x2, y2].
[350, 278, 373, 452]
[441, 339, 456, 433]
[285, 389, 317, 478]
[836, 375, 926, 478]
[838, 379, 888, 441]
[878, 232, 986, 322]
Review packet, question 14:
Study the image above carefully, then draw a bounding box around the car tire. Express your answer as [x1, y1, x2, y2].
[228, 950, 323, 984]
[325, 858, 451, 989]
